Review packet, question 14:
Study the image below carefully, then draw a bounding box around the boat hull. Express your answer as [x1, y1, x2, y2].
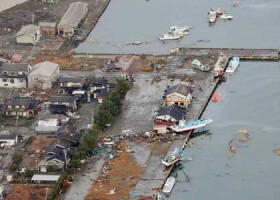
[226, 57, 240, 73]
[162, 176, 176, 196]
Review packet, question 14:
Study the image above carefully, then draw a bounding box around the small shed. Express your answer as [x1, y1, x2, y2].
[28, 61, 60, 90]
[39, 22, 57, 35]
[0, 134, 17, 147]
[31, 174, 60, 184]
[16, 24, 40, 45]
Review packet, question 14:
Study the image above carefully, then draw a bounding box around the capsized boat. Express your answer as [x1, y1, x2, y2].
[208, 11, 217, 23]
[162, 176, 176, 196]
[226, 57, 240, 73]
[171, 119, 213, 133]
[162, 148, 183, 167]
[192, 59, 211, 72]
[219, 13, 233, 20]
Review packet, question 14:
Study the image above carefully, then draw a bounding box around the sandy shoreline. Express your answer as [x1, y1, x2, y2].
[0, 0, 29, 12]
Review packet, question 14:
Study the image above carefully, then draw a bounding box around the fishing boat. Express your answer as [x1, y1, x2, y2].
[208, 11, 217, 23]
[169, 26, 189, 32]
[226, 57, 240, 73]
[162, 176, 176, 196]
[159, 32, 182, 41]
[192, 59, 211, 71]
[219, 13, 233, 20]
[171, 119, 213, 133]
[208, 8, 225, 16]
[162, 148, 182, 167]
[157, 192, 165, 200]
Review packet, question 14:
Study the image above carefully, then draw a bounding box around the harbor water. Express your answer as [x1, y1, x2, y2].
[169, 61, 280, 200]
[75, 0, 280, 54]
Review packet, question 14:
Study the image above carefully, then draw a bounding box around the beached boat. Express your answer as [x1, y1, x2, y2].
[219, 13, 233, 20]
[226, 57, 240, 73]
[192, 59, 211, 71]
[208, 8, 225, 16]
[208, 11, 217, 23]
[162, 148, 182, 167]
[171, 119, 213, 133]
[162, 176, 176, 196]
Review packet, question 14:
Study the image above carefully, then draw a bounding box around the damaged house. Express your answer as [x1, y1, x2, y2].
[153, 105, 186, 134]
[0, 63, 31, 88]
[39, 124, 80, 172]
[49, 96, 77, 114]
[16, 24, 41, 45]
[59, 76, 86, 94]
[2, 97, 39, 117]
[28, 61, 60, 90]
[163, 83, 193, 108]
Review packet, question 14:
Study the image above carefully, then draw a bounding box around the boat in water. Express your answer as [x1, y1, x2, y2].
[192, 59, 211, 71]
[162, 148, 182, 167]
[159, 32, 183, 41]
[171, 119, 213, 133]
[219, 13, 233, 20]
[162, 176, 176, 196]
[226, 57, 240, 73]
[208, 11, 217, 23]
[169, 26, 189, 32]
[212, 92, 221, 103]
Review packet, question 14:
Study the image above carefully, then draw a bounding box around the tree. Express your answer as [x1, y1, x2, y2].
[94, 110, 113, 130]
[115, 78, 131, 99]
[100, 99, 120, 116]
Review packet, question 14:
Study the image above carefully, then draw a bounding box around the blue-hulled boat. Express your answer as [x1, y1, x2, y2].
[171, 119, 213, 133]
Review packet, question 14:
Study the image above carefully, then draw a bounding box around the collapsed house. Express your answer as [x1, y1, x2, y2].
[49, 96, 77, 114]
[153, 105, 186, 134]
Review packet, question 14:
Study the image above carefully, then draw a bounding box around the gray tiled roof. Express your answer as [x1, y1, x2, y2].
[16, 24, 39, 37]
[165, 83, 193, 97]
[156, 105, 186, 121]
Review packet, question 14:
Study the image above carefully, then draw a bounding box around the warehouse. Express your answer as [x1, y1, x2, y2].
[57, 2, 88, 37]
[28, 61, 60, 90]
[16, 24, 41, 45]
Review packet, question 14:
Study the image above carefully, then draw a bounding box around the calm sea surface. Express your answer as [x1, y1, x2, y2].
[75, 0, 280, 54]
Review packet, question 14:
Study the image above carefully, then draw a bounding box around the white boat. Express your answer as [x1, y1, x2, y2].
[208, 8, 225, 16]
[219, 13, 233, 20]
[162, 148, 182, 167]
[162, 176, 176, 196]
[171, 119, 213, 133]
[66, 112, 81, 119]
[208, 11, 217, 23]
[159, 33, 182, 41]
[226, 57, 240, 73]
[169, 26, 189, 32]
[192, 59, 211, 72]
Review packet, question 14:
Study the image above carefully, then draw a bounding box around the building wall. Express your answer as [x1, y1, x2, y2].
[164, 94, 192, 107]
[16, 35, 35, 45]
[40, 27, 56, 35]
[153, 125, 167, 134]
[0, 78, 27, 88]
[0, 139, 16, 147]
[28, 66, 59, 89]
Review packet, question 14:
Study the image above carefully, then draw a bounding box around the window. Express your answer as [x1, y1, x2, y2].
[10, 79, 14, 83]
[35, 78, 39, 81]
[10, 72, 15, 75]
[175, 102, 179, 105]
[8, 105, 12, 109]
[4, 84, 8, 87]
[180, 103, 184, 106]
[3, 71, 8, 75]
[19, 79, 24, 83]
[2, 79, 7, 82]
[21, 106, 25, 109]
[15, 106, 19, 109]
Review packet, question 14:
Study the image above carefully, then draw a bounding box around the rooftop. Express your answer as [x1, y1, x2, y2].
[155, 105, 186, 121]
[39, 22, 57, 27]
[58, 2, 88, 28]
[59, 76, 83, 83]
[0, 63, 30, 72]
[16, 24, 39, 37]
[165, 83, 193, 97]
[31, 174, 60, 182]
[49, 96, 76, 104]
[29, 61, 59, 77]
[0, 134, 17, 140]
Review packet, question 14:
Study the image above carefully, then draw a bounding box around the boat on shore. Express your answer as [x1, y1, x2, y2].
[171, 119, 213, 133]
[226, 57, 240, 73]
[162, 148, 182, 167]
[162, 176, 176, 196]
[169, 26, 189, 32]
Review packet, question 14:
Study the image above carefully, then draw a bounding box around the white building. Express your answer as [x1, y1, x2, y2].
[16, 24, 41, 45]
[0, 134, 18, 147]
[0, 63, 31, 88]
[28, 61, 60, 90]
